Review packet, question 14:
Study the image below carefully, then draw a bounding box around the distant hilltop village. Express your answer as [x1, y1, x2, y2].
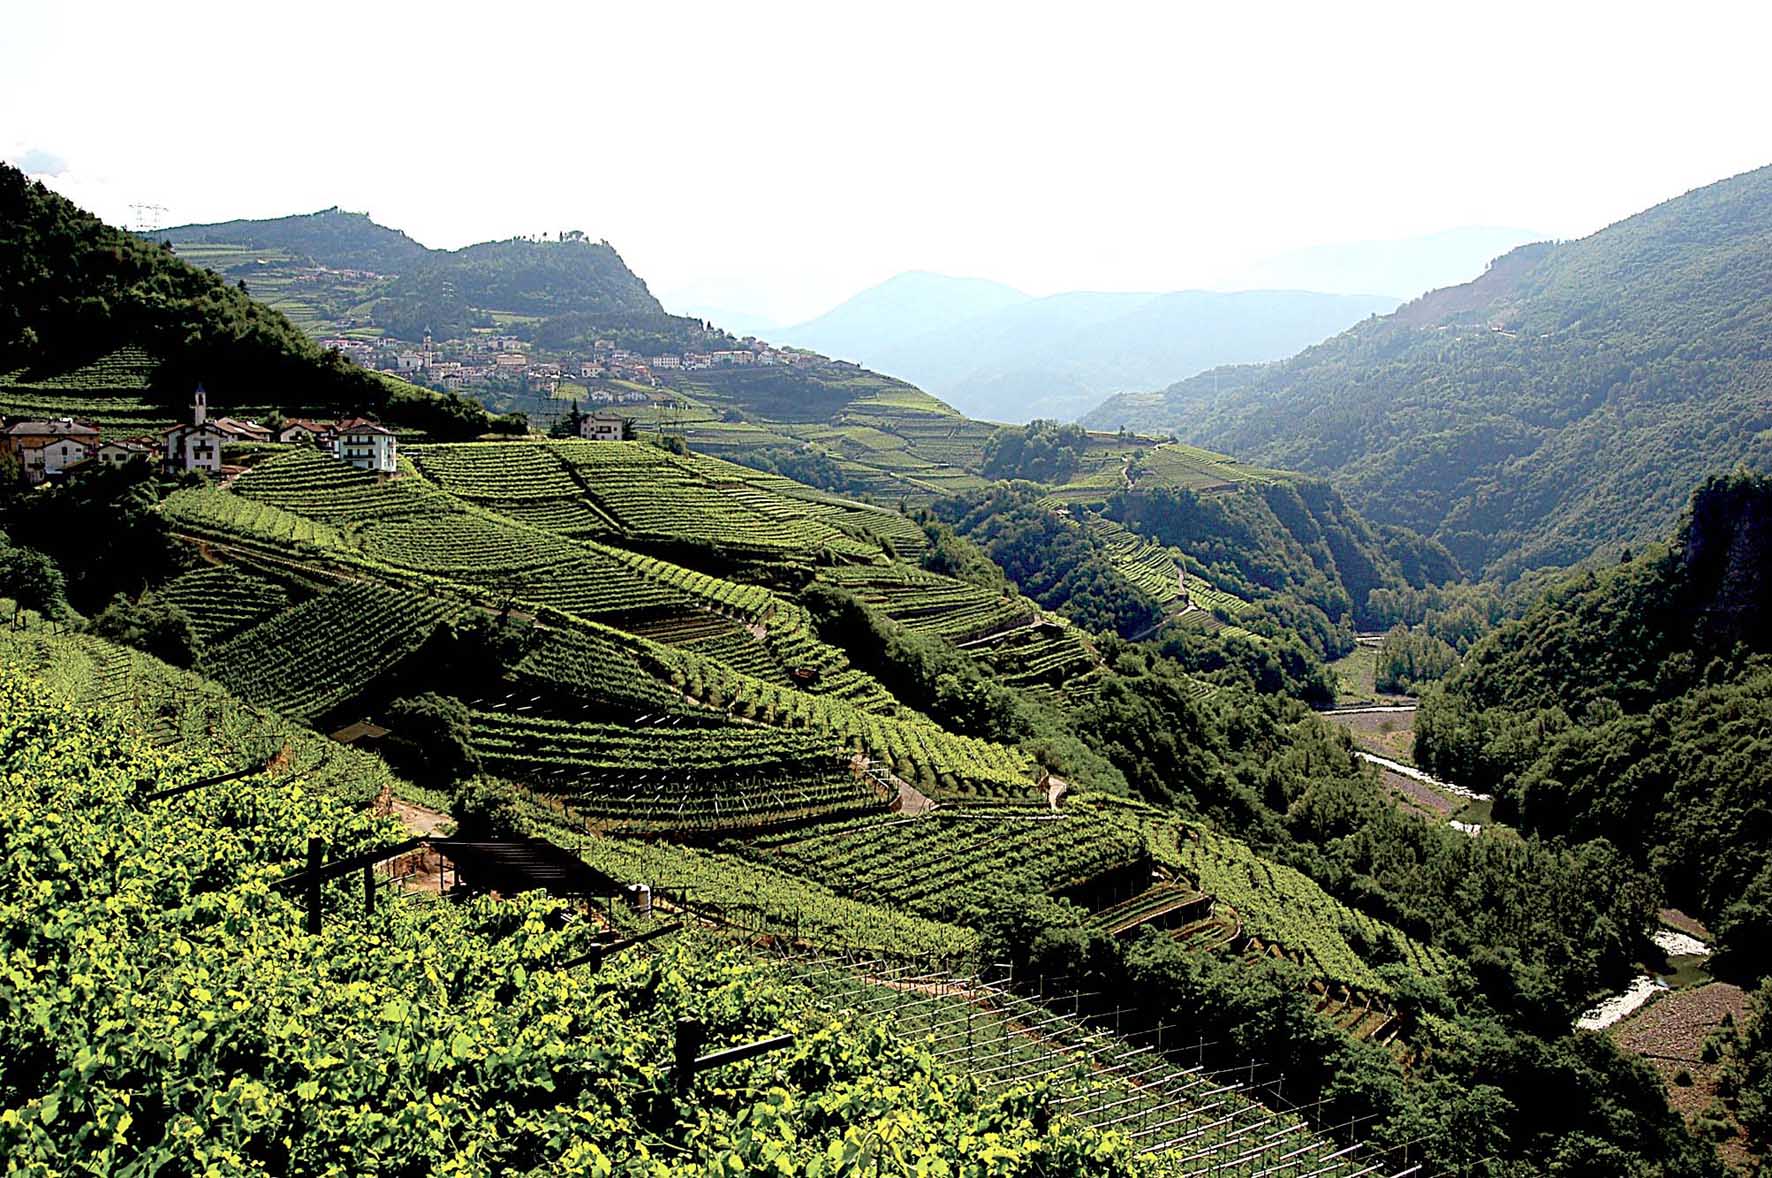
[319, 331, 840, 400]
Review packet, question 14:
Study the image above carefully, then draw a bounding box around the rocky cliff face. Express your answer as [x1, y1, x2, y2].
[1681, 472, 1772, 652]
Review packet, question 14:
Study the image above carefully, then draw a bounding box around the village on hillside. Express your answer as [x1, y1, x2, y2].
[320, 327, 833, 399]
[0, 386, 636, 487]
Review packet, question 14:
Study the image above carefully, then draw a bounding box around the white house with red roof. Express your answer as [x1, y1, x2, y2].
[333, 418, 397, 474]
[278, 419, 335, 447]
[578, 410, 627, 442]
[96, 438, 156, 469]
[210, 416, 273, 444]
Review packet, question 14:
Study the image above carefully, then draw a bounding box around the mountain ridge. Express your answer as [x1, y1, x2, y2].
[1084, 163, 1772, 577]
[159, 207, 704, 351]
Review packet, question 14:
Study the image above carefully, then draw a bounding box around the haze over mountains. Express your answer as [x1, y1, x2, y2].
[760, 228, 1544, 424]
[1085, 164, 1772, 578]
[1224, 226, 1545, 300]
[769, 277, 1398, 422]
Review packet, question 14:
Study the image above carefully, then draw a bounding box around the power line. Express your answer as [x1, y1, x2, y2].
[130, 202, 166, 235]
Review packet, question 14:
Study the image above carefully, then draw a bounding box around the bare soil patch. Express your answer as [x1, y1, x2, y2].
[1328, 710, 1417, 764]
[1610, 983, 1752, 1172]
[388, 795, 452, 837]
[1659, 907, 1715, 941]
[1376, 767, 1456, 819]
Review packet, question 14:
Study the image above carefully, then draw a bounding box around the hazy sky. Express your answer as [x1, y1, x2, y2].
[6, 0, 1771, 323]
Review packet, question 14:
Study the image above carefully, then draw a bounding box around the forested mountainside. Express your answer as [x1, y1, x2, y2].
[1084, 164, 1772, 578]
[776, 274, 1397, 422]
[924, 422, 1461, 675]
[1417, 471, 1772, 973]
[0, 167, 487, 437]
[162, 208, 719, 351]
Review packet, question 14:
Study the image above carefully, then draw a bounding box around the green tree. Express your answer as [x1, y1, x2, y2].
[450, 776, 524, 839]
[92, 594, 197, 665]
[381, 693, 481, 787]
[980, 420, 1090, 483]
[0, 541, 67, 627]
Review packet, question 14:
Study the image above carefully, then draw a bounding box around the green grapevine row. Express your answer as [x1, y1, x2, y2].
[739, 808, 1148, 924]
[206, 581, 460, 721]
[150, 565, 292, 643]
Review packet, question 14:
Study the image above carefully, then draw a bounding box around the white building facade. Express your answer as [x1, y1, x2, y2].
[578, 411, 626, 442]
[333, 419, 398, 473]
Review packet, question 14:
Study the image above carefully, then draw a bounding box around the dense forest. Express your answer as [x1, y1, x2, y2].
[1417, 472, 1772, 974]
[1105, 478, 1458, 644]
[1085, 165, 1772, 578]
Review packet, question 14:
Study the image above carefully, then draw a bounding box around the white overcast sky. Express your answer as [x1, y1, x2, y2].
[6, 0, 1771, 323]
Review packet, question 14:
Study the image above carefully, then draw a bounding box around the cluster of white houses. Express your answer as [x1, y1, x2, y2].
[357, 328, 827, 395]
[1, 388, 398, 484]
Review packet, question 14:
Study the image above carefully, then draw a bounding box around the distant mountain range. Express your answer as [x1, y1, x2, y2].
[769, 275, 1398, 422]
[1083, 164, 1772, 579]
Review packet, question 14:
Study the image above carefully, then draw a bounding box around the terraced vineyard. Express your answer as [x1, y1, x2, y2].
[469, 709, 888, 833]
[1, 626, 408, 805]
[167, 241, 382, 333]
[657, 657, 1037, 797]
[205, 581, 460, 721]
[165, 438, 1040, 795]
[817, 564, 1032, 644]
[549, 440, 883, 558]
[226, 449, 788, 625]
[1087, 515, 1186, 606]
[625, 610, 791, 683]
[231, 448, 452, 525]
[678, 418, 803, 456]
[162, 486, 346, 552]
[508, 620, 1037, 796]
[1178, 828, 1456, 994]
[964, 622, 1103, 703]
[547, 830, 978, 960]
[152, 565, 292, 643]
[738, 807, 1149, 923]
[508, 625, 707, 719]
[1043, 459, 1138, 507]
[1130, 443, 1286, 493]
[413, 441, 587, 501]
[652, 372, 1002, 504]
[0, 345, 174, 434]
[1089, 879, 1214, 936]
[359, 513, 701, 620]
[409, 442, 621, 537]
